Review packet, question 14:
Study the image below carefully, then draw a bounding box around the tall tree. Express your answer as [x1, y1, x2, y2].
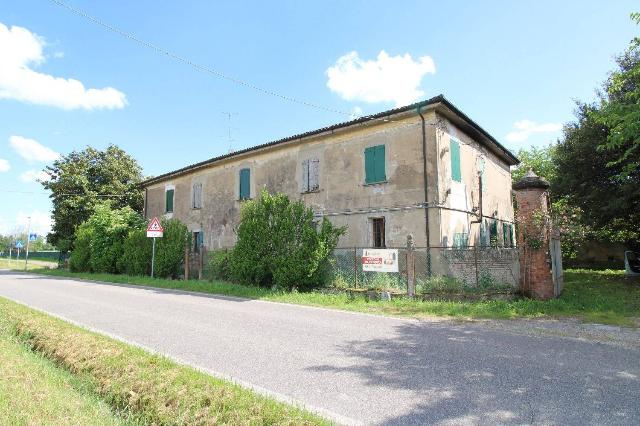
[550, 14, 640, 249]
[41, 145, 144, 252]
[511, 145, 557, 185]
[593, 12, 640, 178]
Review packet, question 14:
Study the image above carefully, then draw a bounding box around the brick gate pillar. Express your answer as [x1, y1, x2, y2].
[513, 170, 554, 300]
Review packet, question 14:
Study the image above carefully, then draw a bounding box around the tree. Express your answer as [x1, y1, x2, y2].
[42, 145, 144, 253]
[511, 145, 557, 184]
[553, 103, 639, 247]
[593, 13, 640, 178]
[230, 190, 345, 290]
[547, 14, 640, 250]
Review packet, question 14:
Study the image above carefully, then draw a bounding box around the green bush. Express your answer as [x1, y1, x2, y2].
[68, 225, 93, 272]
[68, 204, 145, 273]
[230, 190, 345, 290]
[206, 249, 232, 281]
[87, 205, 145, 273]
[118, 228, 151, 276]
[153, 219, 189, 279]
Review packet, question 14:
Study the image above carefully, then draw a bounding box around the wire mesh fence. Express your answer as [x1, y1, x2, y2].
[328, 246, 520, 295]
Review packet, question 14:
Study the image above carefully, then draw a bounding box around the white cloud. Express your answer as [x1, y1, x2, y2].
[0, 22, 127, 110]
[326, 50, 436, 107]
[505, 120, 562, 143]
[10, 135, 60, 163]
[0, 158, 10, 172]
[20, 169, 50, 183]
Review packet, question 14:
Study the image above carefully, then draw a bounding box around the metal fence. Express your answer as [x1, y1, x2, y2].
[328, 246, 520, 294]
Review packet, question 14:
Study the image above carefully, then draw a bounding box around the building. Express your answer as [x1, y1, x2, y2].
[142, 95, 519, 251]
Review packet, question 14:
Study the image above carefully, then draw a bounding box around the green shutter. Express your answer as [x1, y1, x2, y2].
[365, 147, 375, 184]
[165, 189, 174, 213]
[376, 145, 386, 182]
[450, 140, 461, 182]
[239, 168, 250, 200]
[365, 145, 386, 184]
[502, 223, 508, 247]
[490, 220, 498, 247]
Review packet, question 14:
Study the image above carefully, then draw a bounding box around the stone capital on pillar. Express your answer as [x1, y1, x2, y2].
[513, 169, 555, 300]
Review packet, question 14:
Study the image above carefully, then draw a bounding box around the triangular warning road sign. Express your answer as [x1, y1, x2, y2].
[147, 217, 164, 232]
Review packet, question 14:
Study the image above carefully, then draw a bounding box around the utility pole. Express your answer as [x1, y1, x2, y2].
[24, 216, 31, 271]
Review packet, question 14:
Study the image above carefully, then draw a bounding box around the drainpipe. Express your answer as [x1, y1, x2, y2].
[418, 106, 430, 249]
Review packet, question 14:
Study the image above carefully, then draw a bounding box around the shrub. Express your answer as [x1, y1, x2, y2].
[416, 276, 466, 294]
[230, 190, 345, 290]
[87, 205, 145, 273]
[206, 249, 232, 281]
[68, 204, 145, 274]
[153, 219, 189, 279]
[69, 224, 93, 272]
[118, 228, 152, 276]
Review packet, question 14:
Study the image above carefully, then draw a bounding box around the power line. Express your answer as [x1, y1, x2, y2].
[5, 189, 131, 197]
[47, 0, 355, 118]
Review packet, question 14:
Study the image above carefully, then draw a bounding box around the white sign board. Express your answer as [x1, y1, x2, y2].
[362, 249, 399, 272]
[146, 217, 164, 238]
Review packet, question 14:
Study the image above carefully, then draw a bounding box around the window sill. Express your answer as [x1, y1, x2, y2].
[300, 189, 320, 194]
[191, 207, 202, 210]
[364, 180, 388, 186]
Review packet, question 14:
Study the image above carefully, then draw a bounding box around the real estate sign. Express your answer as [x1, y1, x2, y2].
[362, 249, 399, 272]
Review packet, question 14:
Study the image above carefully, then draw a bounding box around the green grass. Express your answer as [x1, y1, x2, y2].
[0, 307, 132, 425]
[0, 297, 328, 425]
[0, 258, 48, 271]
[34, 268, 640, 326]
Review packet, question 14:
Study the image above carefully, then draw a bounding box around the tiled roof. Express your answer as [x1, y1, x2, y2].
[141, 94, 519, 186]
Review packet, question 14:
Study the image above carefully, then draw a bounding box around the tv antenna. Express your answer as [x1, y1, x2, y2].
[221, 112, 238, 153]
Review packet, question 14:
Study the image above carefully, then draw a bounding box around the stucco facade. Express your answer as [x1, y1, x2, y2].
[142, 96, 519, 250]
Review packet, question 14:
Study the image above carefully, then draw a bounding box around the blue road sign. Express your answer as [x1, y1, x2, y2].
[15, 241, 24, 249]
[29, 233, 37, 242]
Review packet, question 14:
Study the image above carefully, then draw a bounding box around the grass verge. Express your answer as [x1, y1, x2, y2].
[0, 306, 131, 425]
[34, 268, 640, 326]
[0, 258, 47, 270]
[0, 297, 327, 425]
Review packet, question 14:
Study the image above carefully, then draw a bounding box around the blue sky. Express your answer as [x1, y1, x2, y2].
[0, 0, 637, 237]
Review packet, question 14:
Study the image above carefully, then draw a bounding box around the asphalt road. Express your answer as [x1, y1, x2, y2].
[0, 270, 638, 425]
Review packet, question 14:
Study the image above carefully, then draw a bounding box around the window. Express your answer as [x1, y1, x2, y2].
[450, 140, 461, 182]
[192, 183, 202, 209]
[165, 188, 174, 213]
[301, 158, 320, 192]
[372, 217, 385, 248]
[239, 168, 250, 200]
[365, 145, 386, 184]
[193, 231, 203, 253]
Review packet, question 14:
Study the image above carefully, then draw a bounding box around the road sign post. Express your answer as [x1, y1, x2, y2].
[151, 237, 157, 278]
[146, 217, 164, 278]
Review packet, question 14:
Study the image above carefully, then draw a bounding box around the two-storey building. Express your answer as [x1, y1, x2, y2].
[142, 95, 519, 250]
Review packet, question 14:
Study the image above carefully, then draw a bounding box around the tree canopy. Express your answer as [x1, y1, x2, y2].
[41, 145, 144, 252]
[512, 14, 640, 250]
